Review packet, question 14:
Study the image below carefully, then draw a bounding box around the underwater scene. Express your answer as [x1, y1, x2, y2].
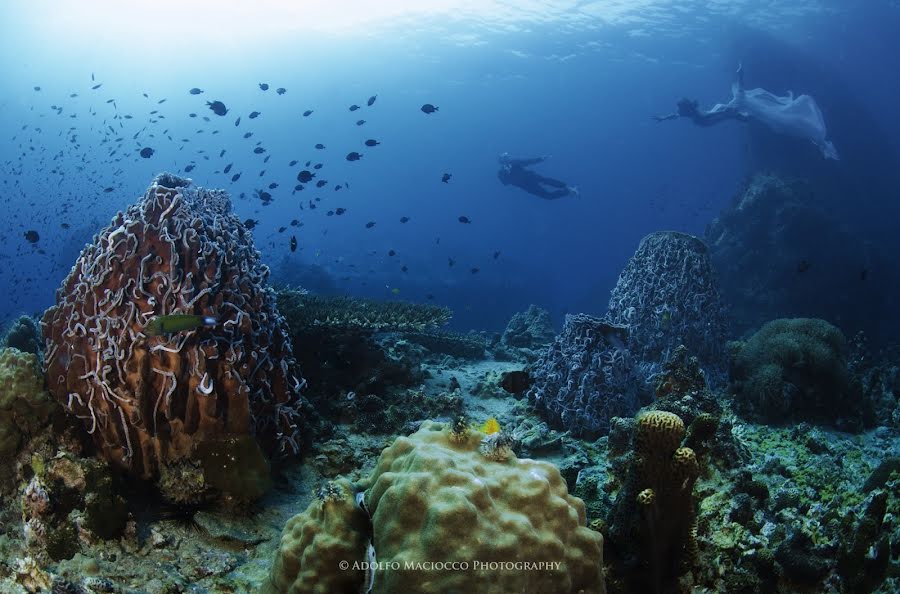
[1, 0, 899, 592]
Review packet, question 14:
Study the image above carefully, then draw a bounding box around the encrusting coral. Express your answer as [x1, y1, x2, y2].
[0, 348, 57, 462]
[41, 174, 309, 495]
[264, 421, 605, 594]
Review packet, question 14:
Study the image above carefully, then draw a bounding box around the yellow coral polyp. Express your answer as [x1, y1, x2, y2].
[480, 417, 501, 435]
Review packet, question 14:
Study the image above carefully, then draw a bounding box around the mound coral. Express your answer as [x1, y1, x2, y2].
[2, 315, 42, 356]
[265, 421, 605, 594]
[41, 174, 308, 491]
[606, 231, 729, 378]
[729, 318, 868, 427]
[528, 314, 640, 438]
[0, 348, 56, 462]
[500, 304, 555, 349]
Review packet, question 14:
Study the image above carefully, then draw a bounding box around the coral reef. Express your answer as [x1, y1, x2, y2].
[399, 329, 489, 360]
[265, 421, 605, 594]
[500, 304, 555, 349]
[276, 290, 451, 333]
[528, 314, 641, 439]
[41, 174, 308, 493]
[606, 231, 729, 378]
[0, 348, 57, 470]
[729, 318, 870, 429]
[705, 173, 887, 342]
[2, 315, 42, 356]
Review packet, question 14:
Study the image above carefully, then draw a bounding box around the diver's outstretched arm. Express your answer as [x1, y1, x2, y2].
[510, 156, 546, 167]
[652, 113, 679, 122]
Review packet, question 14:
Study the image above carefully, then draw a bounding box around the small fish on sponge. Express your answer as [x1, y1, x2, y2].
[145, 314, 216, 336]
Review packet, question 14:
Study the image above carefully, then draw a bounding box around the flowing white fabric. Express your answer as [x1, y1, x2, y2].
[727, 81, 839, 160]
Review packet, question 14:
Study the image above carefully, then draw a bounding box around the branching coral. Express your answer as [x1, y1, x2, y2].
[41, 174, 308, 488]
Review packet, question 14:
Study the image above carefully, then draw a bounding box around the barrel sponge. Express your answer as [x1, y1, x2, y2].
[264, 478, 369, 594]
[363, 421, 605, 594]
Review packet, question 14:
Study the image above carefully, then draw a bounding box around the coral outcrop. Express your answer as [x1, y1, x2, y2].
[706, 173, 887, 341]
[2, 316, 42, 356]
[41, 174, 308, 491]
[528, 314, 641, 439]
[265, 421, 605, 594]
[604, 410, 700, 594]
[606, 231, 729, 378]
[500, 304, 555, 349]
[729, 318, 869, 428]
[0, 348, 57, 462]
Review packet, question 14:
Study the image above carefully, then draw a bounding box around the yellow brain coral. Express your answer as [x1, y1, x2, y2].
[265, 421, 605, 594]
[635, 410, 685, 454]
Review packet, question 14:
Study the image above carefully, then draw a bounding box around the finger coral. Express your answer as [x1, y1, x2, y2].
[41, 174, 308, 491]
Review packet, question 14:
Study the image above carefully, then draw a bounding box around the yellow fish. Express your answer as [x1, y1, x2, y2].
[391, 287, 400, 295]
[145, 314, 216, 336]
[480, 417, 501, 435]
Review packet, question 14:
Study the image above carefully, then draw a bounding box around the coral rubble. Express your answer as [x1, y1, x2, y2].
[41, 174, 308, 494]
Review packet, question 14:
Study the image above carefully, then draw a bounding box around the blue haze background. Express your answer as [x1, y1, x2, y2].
[1, 1, 898, 333]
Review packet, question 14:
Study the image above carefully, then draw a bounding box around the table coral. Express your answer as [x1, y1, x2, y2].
[41, 174, 308, 491]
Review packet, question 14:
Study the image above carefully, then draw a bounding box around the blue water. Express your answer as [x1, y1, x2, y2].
[1, 0, 898, 332]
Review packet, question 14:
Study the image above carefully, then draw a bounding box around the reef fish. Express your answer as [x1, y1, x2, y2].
[206, 100, 228, 116]
[145, 315, 216, 336]
[421, 103, 439, 114]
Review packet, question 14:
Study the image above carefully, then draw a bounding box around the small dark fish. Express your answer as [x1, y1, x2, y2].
[259, 83, 269, 91]
[421, 103, 438, 114]
[356, 119, 366, 126]
[249, 111, 261, 119]
[290, 235, 298, 251]
[103, 187, 114, 193]
[313, 163, 323, 170]
[24, 230, 39, 243]
[388, 249, 396, 256]
[470, 267, 480, 274]
[289, 160, 298, 166]
[92, 83, 102, 90]
[231, 173, 241, 182]
[327, 210, 334, 216]
[796, 260, 811, 274]
[278, 226, 287, 233]
[493, 250, 501, 260]
[303, 109, 313, 117]
[139, 147, 154, 158]
[269, 183, 278, 190]
[448, 258, 455, 267]
[335, 207, 346, 215]
[276, 87, 286, 95]
[367, 95, 377, 106]
[297, 170, 315, 183]
[158, 98, 167, 104]
[207, 100, 228, 116]
[235, 116, 241, 127]
[315, 143, 325, 149]
[365, 139, 380, 147]
[243, 132, 253, 138]
[184, 164, 195, 172]
[290, 219, 300, 226]
[349, 104, 360, 111]
[294, 184, 303, 192]
[316, 180, 327, 188]
[224, 163, 233, 173]
[399, 216, 409, 223]
[253, 147, 266, 154]
[33, 86, 41, 91]
[458, 216, 471, 224]
[346, 152, 362, 161]
[401, 265, 408, 273]
[61, 223, 70, 229]
[442, 173, 451, 183]
[189, 87, 204, 95]
[244, 218, 259, 229]
[500, 370, 532, 395]
[365, 221, 376, 229]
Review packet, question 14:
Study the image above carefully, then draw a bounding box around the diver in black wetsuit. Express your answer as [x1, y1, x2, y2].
[497, 153, 579, 200]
